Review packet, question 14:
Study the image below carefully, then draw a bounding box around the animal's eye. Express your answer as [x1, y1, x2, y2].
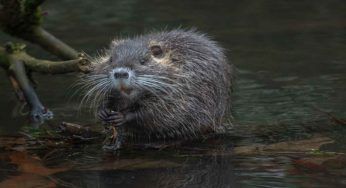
[140, 57, 149, 65]
[150, 45, 163, 57]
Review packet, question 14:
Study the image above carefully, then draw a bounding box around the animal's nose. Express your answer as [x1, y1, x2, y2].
[114, 71, 129, 79]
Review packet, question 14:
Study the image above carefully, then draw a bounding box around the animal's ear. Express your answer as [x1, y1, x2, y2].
[110, 39, 124, 49]
[150, 45, 164, 58]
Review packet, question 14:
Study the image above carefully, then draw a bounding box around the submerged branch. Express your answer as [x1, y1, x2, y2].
[311, 105, 346, 126]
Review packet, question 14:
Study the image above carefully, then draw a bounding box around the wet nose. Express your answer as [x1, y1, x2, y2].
[114, 71, 129, 79]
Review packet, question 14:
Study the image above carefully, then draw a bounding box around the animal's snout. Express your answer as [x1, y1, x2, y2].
[110, 67, 134, 93]
[113, 70, 129, 79]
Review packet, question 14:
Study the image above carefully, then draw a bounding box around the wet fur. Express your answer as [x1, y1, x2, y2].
[79, 29, 233, 140]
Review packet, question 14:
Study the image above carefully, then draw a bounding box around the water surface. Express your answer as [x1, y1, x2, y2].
[0, 0, 345, 187]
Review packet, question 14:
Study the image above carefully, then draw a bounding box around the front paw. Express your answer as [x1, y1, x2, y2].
[98, 108, 125, 126]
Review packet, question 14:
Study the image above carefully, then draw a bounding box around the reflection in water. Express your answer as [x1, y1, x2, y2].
[56, 156, 240, 188]
[44, 147, 346, 188]
[0, 0, 346, 187]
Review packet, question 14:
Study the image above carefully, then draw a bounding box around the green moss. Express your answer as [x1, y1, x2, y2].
[308, 149, 338, 157]
[21, 125, 45, 138]
[0, 0, 44, 37]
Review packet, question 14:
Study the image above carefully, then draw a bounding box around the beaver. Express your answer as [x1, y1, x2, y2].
[79, 29, 233, 149]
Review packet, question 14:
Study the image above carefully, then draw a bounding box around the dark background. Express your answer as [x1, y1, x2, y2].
[0, 0, 346, 187]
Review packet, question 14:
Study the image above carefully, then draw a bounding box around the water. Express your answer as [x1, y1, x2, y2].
[0, 0, 346, 187]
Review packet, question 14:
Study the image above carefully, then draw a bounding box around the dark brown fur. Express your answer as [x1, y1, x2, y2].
[79, 29, 233, 140]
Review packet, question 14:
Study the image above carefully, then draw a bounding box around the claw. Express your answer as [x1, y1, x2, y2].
[98, 107, 125, 126]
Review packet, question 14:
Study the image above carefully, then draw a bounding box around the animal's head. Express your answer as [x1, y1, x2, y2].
[79, 34, 186, 110]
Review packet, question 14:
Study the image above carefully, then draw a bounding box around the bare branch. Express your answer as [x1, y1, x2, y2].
[0, 0, 93, 125]
[0, 0, 79, 60]
[0, 44, 92, 74]
[29, 27, 79, 60]
[8, 59, 53, 126]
